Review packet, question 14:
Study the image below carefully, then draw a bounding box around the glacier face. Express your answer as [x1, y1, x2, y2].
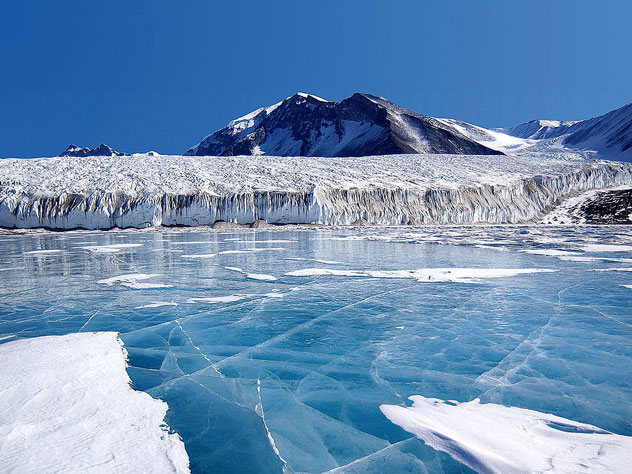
[1, 153, 631, 230]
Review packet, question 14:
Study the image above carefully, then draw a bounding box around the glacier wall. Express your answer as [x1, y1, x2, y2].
[1, 160, 631, 230]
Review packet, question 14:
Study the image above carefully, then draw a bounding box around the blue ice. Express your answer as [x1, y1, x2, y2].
[0, 226, 630, 473]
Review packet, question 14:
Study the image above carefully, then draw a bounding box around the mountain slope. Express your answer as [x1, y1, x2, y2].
[185, 93, 504, 157]
[498, 120, 579, 140]
[502, 103, 632, 161]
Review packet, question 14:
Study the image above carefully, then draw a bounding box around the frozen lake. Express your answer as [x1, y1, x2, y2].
[1, 226, 631, 473]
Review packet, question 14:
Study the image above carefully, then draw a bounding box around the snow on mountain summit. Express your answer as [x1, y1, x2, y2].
[60, 144, 127, 157]
[185, 94, 632, 161]
[185, 93, 504, 157]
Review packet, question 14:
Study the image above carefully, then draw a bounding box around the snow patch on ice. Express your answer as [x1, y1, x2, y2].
[136, 301, 179, 309]
[225, 266, 278, 281]
[219, 248, 285, 255]
[581, 244, 632, 252]
[97, 273, 172, 289]
[186, 295, 247, 304]
[23, 249, 63, 255]
[285, 267, 555, 284]
[181, 253, 216, 259]
[522, 249, 582, 257]
[286, 257, 343, 265]
[381, 396, 632, 474]
[0, 332, 189, 473]
[80, 243, 143, 253]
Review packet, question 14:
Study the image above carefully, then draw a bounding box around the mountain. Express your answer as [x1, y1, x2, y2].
[60, 144, 127, 157]
[185, 93, 632, 161]
[501, 103, 632, 161]
[498, 120, 579, 140]
[185, 93, 504, 157]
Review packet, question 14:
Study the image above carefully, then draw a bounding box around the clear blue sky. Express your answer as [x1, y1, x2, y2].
[1, 0, 630, 157]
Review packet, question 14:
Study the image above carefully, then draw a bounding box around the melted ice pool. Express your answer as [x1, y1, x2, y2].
[0, 226, 631, 473]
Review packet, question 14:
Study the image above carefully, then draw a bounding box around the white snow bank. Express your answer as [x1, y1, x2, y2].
[380, 396, 632, 474]
[285, 267, 555, 284]
[0, 332, 189, 474]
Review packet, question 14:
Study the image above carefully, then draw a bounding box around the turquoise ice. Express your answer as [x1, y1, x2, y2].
[0, 226, 631, 473]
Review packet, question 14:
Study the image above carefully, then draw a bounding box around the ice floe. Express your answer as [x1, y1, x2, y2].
[381, 396, 632, 474]
[0, 332, 189, 473]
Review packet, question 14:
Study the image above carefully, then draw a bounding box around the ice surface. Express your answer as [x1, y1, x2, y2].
[0, 227, 631, 473]
[381, 396, 632, 474]
[0, 332, 189, 473]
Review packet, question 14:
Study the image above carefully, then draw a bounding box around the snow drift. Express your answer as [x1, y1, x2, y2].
[0, 332, 190, 473]
[381, 396, 632, 474]
[0, 153, 631, 230]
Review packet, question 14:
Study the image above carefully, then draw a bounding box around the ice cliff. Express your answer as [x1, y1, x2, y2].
[0, 153, 631, 230]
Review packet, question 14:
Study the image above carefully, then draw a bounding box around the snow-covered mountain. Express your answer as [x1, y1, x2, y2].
[60, 144, 127, 157]
[185, 93, 632, 161]
[185, 93, 504, 157]
[501, 103, 632, 161]
[498, 120, 579, 140]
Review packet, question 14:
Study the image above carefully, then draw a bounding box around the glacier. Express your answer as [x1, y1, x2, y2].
[0, 153, 631, 230]
[0, 226, 631, 473]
